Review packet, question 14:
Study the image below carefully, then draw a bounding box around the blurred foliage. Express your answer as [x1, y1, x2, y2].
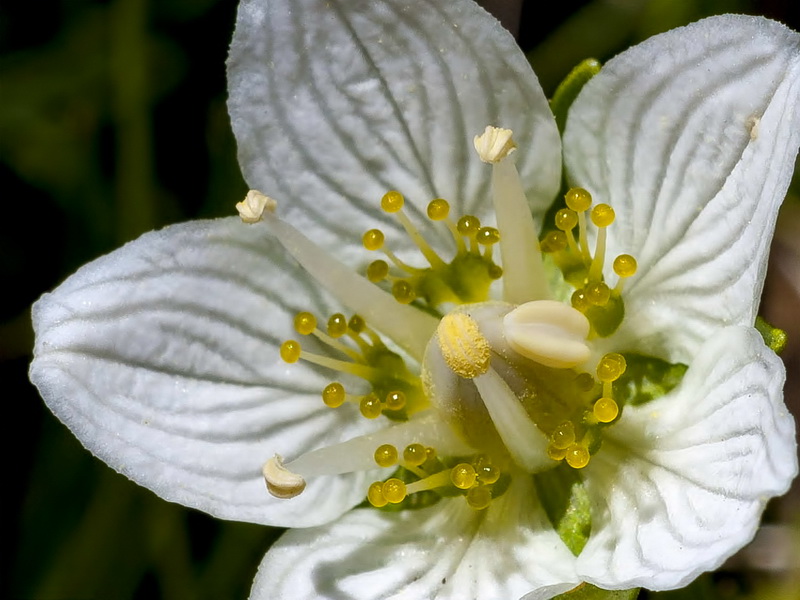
[3, 1, 799, 599]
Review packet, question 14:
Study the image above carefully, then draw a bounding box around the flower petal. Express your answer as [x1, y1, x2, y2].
[564, 15, 800, 361]
[30, 218, 386, 527]
[227, 0, 560, 254]
[250, 478, 578, 600]
[577, 326, 797, 590]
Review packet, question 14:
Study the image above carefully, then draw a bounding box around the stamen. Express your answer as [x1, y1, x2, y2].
[236, 190, 276, 223]
[477, 127, 550, 304]
[502, 301, 591, 368]
[473, 367, 553, 472]
[263, 455, 306, 499]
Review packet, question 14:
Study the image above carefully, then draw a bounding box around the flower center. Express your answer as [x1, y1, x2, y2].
[240, 126, 660, 513]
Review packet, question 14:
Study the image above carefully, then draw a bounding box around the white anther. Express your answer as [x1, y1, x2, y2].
[236, 189, 277, 223]
[503, 300, 591, 368]
[473, 126, 517, 164]
[262, 454, 306, 499]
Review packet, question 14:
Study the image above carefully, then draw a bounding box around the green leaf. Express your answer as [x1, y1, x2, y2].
[533, 465, 591, 555]
[554, 583, 640, 600]
[549, 58, 602, 134]
[616, 354, 688, 407]
[755, 316, 787, 354]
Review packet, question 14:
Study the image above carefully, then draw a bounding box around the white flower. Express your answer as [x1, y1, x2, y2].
[30, 1, 800, 599]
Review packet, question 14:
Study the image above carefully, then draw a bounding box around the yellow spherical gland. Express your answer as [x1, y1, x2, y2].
[456, 215, 481, 236]
[555, 208, 578, 231]
[571, 289, 590, 312]
[450, 463, 477, 490]
[374, 444, 399, 468]
[348, 314, 366, 333]
[613, 254, 638, 278]
[596, 352, 627, 382]
[327, 313, 348, 338]
[565, 444, 591, 469]
[586, 282, 611, 306]
[547, 443, 568, 461]
[392, 280, 416, 304]
[293, 311, 317, 335]
[488, 264, 503, 280]
[427, 198, 450, 220]
[367, 481, 388, 508]
[565, 187, 592, 212]
[382, 478, 407, 504]
[381, 190, 405, 213]
[402, 443, 427, 467]
[362, 228, 385, 251]
[575, 372, 595, 392]
[466, 486, 492, 510]
[359, 394, 383, 419]
[590, 203, 615, 227]
[476, 464, 500, 485]
[541, 230, 567, 253]
[366, 259, 389, 282]
[594, 397, 619, 423]
[384, 391, 406, 411]
[280, 340, 301, 363]
[321, 382, 346, 408]
[476, 226, 500, 245]
[551, 421, 576, 450]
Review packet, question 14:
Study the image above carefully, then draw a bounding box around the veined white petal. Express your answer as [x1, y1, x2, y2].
[577, 326, 797, 590]
[564, 15, 800, 361]
[30, 218, 386, 528]
[228, 0, 560, 258]
[250, 478, 577, 600]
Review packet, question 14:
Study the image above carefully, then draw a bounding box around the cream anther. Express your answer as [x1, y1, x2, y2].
[503, 300, 591, 368]
[236, 189, 277, 223]
[473, 126, 517, 164]
[262, 455, 306, 499]
[436, 313, 491, 379]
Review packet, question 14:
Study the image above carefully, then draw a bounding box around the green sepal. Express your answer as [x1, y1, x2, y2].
[755, 316, 787, 354]
[553, 583, 640, 600]
[533, 464, 591, 556]
[550, 58, 602, 134]
[616, 354, 688, 407]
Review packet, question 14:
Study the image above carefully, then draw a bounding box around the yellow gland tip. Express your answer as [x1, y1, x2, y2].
[547, 444, 568, 461]
[366, 259, 389, 282]
[565, 444, 591, 469]
[436, 313, 491, 379]
[427, 198, 450, 220]
[613, 254, 638, 278]
[541, 231, 567, 253]
[476, 226, 500, 245]
[322, 382, 346, 408]
[382, 478, 407, 503]
[551, 421, 576, 450]
[575, 372, 595, 391]
[360, 394, 383, 419]
[374, 444, 399, 467]
[476, 464, 500, 484]
[327, 313, 348, 338]
[368, 481, 388, 507]
[280, 340, 301, 363]
[586, 282, 611, 306]
[403, 443, 427, 466]
[381, 190, 404, 213]
[565, 187, 592, 212]
[451, 463, 477, 489]
[555, 208, 578, 231]
[597, 352, 627, 382]
[590, 203, 615, 227]
[594, 397, 619, 423]
[456, 215, 481, 236]
[392, 280, 416, 304]
[348, 314, 366, 333]
[362, 229, 385, 251]
[294, 312, 317, 335]
[466, 486, 492, 510]
[384, 391, 406, 411]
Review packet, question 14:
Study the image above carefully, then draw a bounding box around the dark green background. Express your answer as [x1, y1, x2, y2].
[3, 1, 799, 599]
